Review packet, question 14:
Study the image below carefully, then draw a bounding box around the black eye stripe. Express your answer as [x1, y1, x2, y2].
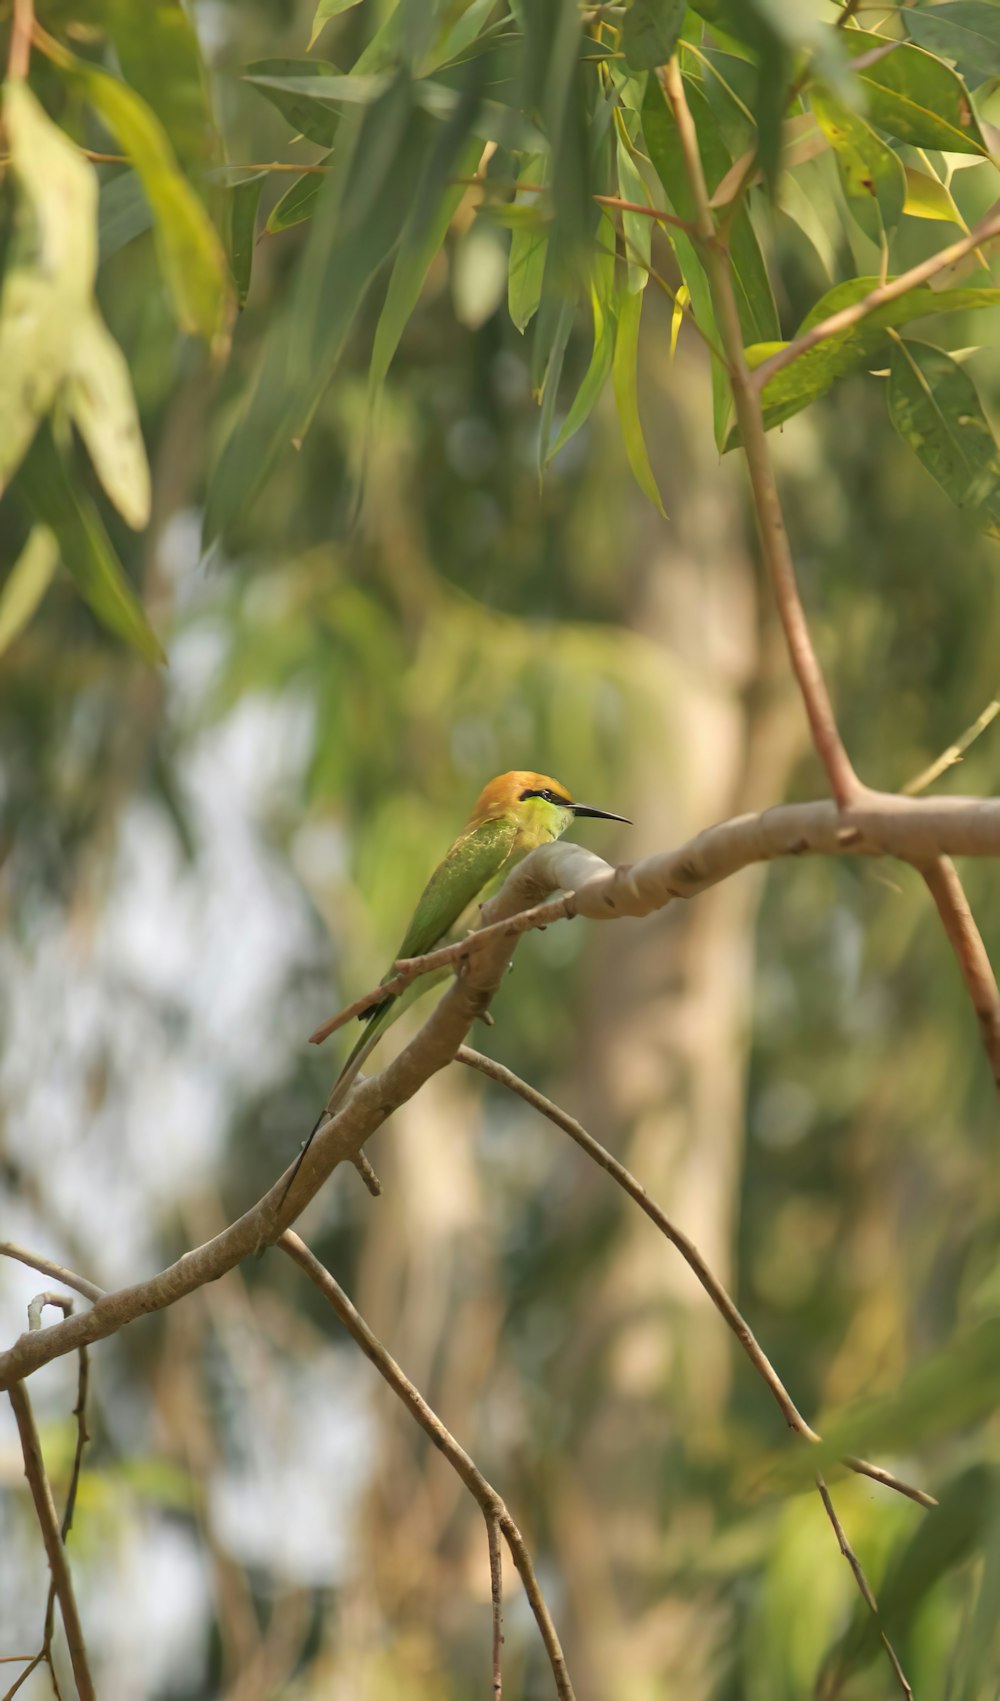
[519, 787, 571, 806]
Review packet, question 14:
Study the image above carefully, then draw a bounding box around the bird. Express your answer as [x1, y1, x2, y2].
[280, 771, 630, 1208]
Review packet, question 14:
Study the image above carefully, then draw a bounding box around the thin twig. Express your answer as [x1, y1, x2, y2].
[8, 1383, 95, 1701]
[487, 1513, 504, 1699]
[279, 1231, 575, 1701]
[660, 56, 860, 809]
[457, 1046, 934, 1509]
[816, 1474, 913, 1699]
[904, 697, 1000, 796]
[921, 857, 1000, 1087]
[751, 206, 1000, 396]
[309, 897, 574, 1044]
[0, 1244, 105, 1304]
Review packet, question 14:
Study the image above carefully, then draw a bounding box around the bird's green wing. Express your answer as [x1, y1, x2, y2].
[395, 814, 520, 961]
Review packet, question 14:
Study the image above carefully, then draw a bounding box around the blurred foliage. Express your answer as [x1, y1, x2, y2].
[5, 1, 1000, 1698]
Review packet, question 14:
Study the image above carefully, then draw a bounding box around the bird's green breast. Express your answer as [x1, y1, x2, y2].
[394, 814, 521, 961]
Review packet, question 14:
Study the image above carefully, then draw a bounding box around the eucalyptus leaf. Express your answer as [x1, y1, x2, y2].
[508, 153, 550, 333]
[904, 4, 1000, 79]
[266, 162, 328, 234]
[228, 174, 265, 308]
[64, 309, 152, 529]
[622, 0, 687, 73]
[738, 281, 1000, 440]
[0, 526, 59, 657]
[888, 339, 1000, 536]
[810, 86, 905, 244]
[841, 26, 989, 155]
[243, 58, 344, 144]
[105, 0, 220, 177]
[17, 427, 165, 666]
[612, 287, 666, 513]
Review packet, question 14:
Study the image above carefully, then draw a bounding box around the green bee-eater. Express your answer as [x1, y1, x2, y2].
[283, 771, 629, 1204]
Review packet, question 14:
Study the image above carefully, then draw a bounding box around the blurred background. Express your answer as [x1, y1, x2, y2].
[4, 2, 1000, 1697]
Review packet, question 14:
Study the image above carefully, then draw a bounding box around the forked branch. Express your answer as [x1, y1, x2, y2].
[279, 1232, 573, 1700]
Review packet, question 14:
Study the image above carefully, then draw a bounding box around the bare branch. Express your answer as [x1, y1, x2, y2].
[457, 1046, 935, 1509]
[751, 206, 1000, 397]
[815, 1475, 913, 1699]
[0, 1245, 105, 1305]
[8, 1382, 94, 1701]
[279, 1231, 574, 1701]
[660, 55, 860, 807]
[921, 857, 1000, 1087]
[487, 1514, 503, 1701]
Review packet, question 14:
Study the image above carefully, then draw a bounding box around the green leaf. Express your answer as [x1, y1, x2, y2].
[98, 170, 154, 263]
[535, 296, 576, 469]
[64, 309, 151, 529]
[741, 280, 1000, 439]
[904, 3, 1000, 79]
[841, 26, 989, 155]
[617, 135, 652, 294]
[227, 174, 264, 309]
[612, 287, 666, 513]
[243, 59, 343, 145]
[67, 51, 231, 338]
[309, 0, 364, 52]
[205, 78, 435, 545]
[18, 427, 165, 665]
[887, 339, 1000, 536]
[622, 0, 687, 72]
[0, 82, 97, 492]
[547, 278, 616, 462]
[0, 526, 59, 656]
[371, 132, 483, 386]
[266, 161, 328, 234]
[810, 86, 905, 244]
[105, 0, 220, 178]
[508, 153, 550, 333]
[903, 164, 965, 225]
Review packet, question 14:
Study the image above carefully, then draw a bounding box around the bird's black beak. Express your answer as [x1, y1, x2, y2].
[570, 803, 632, 824]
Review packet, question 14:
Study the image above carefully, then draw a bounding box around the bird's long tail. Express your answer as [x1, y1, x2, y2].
[277, 997, 396, 1210]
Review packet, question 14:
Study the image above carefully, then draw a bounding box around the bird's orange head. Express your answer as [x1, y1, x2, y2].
[466, 771, 630, 841]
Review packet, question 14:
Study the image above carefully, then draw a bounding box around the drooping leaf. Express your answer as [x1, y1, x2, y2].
[243, 58, 343, 145]
[622, 0, 687, 73]
[66, 49, 231, 338]
[17, 427, 165, 665]
[98, 170, 155, 263]
[841, 26, 989, 155]
[547, 280, 616, 463]
[227, 174, 265, 308]
[612, 287, 666, 514]
[205, 77, 438, 545]
[371, 97, 485, 384]
[507, 153, 550, 333]
[0, 526, 59, 657]
[535, 296, 576, 470]
[309, 0, 364, 51]
[617, 134, 652, 293]
[738, 280, 1000, 439]
[64, 310, 152, 529]
[266, 162, 328, 234]
[904, 3, 1000, 79]
[887, 339, 1000, 537]
[0, 82, 97, 492]
[105, 0, 220, 177]
[810, 86, 905, 244]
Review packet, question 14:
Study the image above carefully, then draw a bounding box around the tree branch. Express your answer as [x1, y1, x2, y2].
[10, 793, 1000, 1391]
[0, 1245, 105, 1305]
[457, 1046, 934, 1509]
[751, 206, 1000, 397]
[8, 1381, 94, 1701]
[660, 55, 860, 807]
[279, 1231, 573, 1701]
[920, 857, 1000, 1086]
[815, 1474, 913, 1699]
